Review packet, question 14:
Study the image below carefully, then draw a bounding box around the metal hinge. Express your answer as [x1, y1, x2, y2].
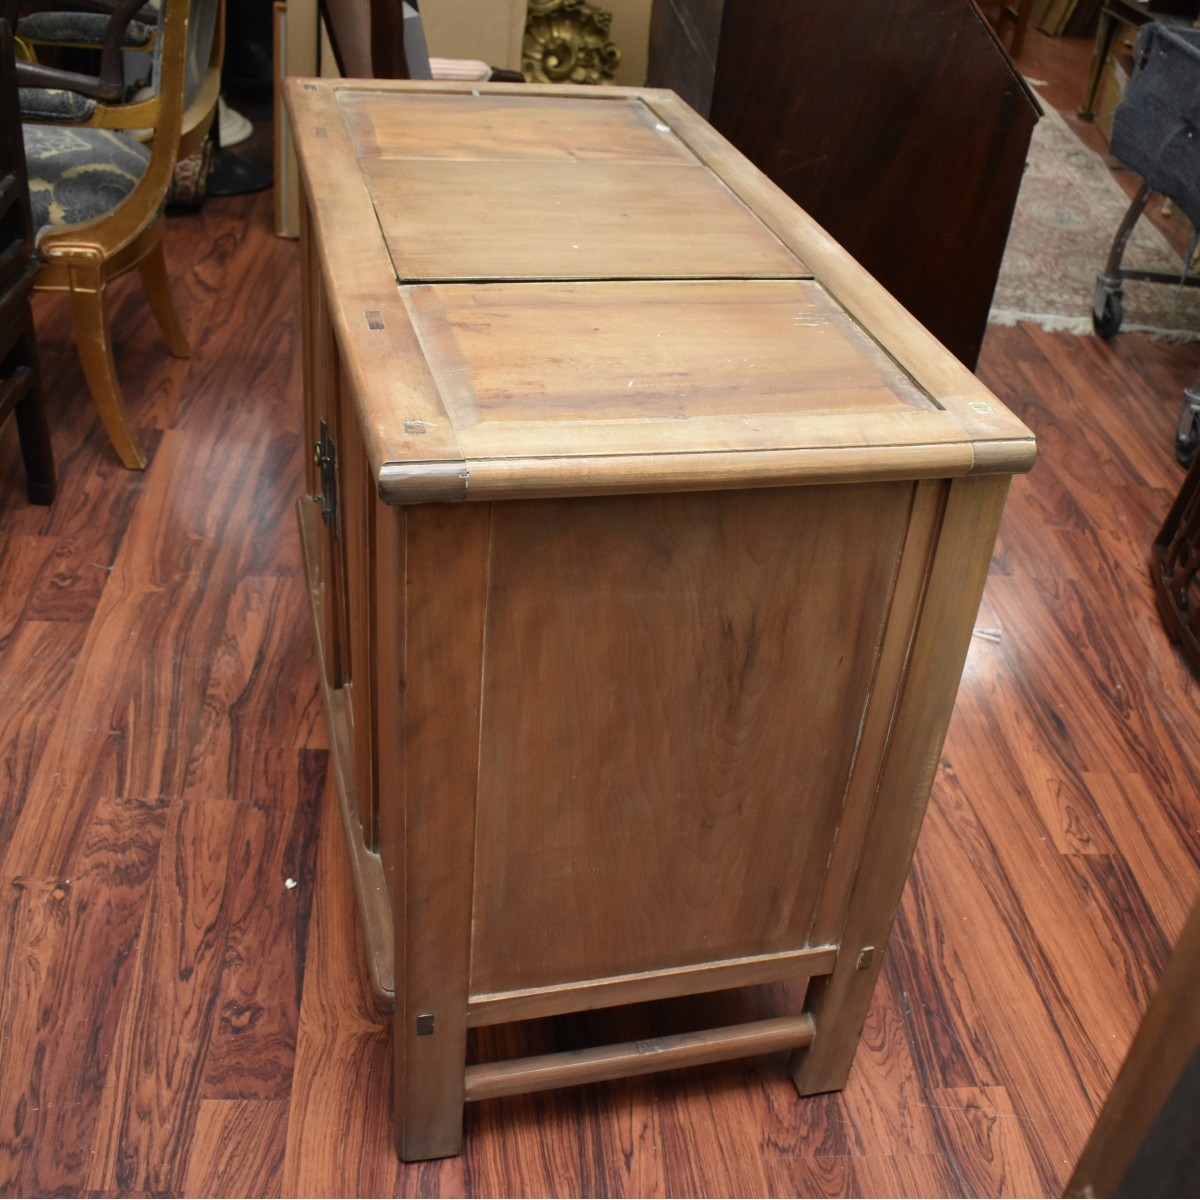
[314, 419, 338, 534]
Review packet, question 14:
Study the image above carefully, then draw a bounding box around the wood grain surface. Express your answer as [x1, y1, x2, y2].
[337, 90, 697, 163]
[364, 158, 805, 281]
[4, 54, 1200, 1193]
[288, 79, 1035, 507]
[470, 485, 911, 993]
[424, 279, 933, 427]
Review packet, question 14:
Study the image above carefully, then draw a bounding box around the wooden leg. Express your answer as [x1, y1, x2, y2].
[14, 385, 56, 505]
[137, 233, 190, 358]
[381, 503, 490, 1160]
[791, 476, 1011, 1094]
[11, 319, 56, 504]
[68, 266, 148, 470]
[1079, 10, 1118, 121]
[1010, 0, 1033, 59]
[789, 945, 889, 1095]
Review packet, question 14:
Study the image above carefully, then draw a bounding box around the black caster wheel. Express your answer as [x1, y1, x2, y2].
[1093, 291, 1124, 339]
[1176, 422, 1199, 468]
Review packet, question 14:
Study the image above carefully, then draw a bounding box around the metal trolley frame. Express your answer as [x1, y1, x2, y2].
[1093, 21, 1200, 463]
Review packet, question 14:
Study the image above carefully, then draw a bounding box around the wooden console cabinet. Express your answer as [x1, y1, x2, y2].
[286, 77, 1035, 1161]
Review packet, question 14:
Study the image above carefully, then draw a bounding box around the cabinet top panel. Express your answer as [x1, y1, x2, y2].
[286, 80, 1035, 503]
[402, 278, 941, 472]
[341, 90, 807, 283]
[338, 89, 702, 163]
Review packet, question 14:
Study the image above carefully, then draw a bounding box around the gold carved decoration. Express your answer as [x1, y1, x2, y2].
[523, 0, 621, 86]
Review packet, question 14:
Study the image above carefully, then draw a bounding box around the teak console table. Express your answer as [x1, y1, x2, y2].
[286, 78, 1036, 1161]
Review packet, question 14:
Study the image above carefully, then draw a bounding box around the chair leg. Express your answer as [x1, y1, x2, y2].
[69, 269, 148, 470]
[137, 235, 190, 358]
[1010, 0, 1033, 59]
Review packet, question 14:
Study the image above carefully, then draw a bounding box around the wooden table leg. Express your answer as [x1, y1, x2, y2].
[381, 502, 490, 1161]
[1080, 8, 1120, 121]
[791, 476, 1010, 1094]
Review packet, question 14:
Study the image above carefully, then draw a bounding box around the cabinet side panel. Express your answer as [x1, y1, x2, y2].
[470, 483, 913, 994]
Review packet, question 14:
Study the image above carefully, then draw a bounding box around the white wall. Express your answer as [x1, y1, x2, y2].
[604, 0, 653, 87]
[421, 0, 527, 72]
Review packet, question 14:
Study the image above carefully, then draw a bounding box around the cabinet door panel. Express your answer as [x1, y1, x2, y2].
[470, 482, 913, 993]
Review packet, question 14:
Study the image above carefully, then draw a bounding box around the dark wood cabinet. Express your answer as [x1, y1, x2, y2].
[647, 0, 1040, 370]
[1, 18, 54, 505]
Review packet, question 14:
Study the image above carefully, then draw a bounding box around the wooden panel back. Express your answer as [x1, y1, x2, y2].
[469, 483, 914, 994]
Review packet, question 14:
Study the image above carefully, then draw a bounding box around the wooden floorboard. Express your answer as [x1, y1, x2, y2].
[5, 33, 1200, 1196]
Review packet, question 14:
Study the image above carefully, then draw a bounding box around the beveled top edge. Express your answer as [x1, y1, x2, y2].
[296, 76, 681, 102]
[375, 437, 1040, 506]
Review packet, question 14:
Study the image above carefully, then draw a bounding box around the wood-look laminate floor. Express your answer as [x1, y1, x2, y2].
[4, 42, 1200, 1200]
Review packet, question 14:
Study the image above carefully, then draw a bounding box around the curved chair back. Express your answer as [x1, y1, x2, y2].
[148, 0, 222, 159]
[36, 0, 222, 259]
[10, 0, 156, 103]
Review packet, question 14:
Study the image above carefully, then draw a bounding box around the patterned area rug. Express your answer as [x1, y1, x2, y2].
[989, 100, 1200, 340]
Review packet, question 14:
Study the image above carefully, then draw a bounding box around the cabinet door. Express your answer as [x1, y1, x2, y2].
[301, 201, 349, 690]
[335, 367, 379, 850]
[301, 202, 378, 847]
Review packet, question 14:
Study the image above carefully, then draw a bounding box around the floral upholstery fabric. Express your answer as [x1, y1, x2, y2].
[17, 85, 96, 123]
[17, 12, 154, 49]
[22, 125, 149, 239]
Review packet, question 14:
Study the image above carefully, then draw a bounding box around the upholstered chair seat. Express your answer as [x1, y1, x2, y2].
[23, 125, 150, 231]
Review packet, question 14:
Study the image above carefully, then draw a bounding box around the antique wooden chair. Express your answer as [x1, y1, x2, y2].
[1, 16, 55, 503]
[9, 0, 157, 113]
[19, 0, 222, 468]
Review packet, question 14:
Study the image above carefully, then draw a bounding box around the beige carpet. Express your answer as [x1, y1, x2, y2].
[989, 99, 1200, 340]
